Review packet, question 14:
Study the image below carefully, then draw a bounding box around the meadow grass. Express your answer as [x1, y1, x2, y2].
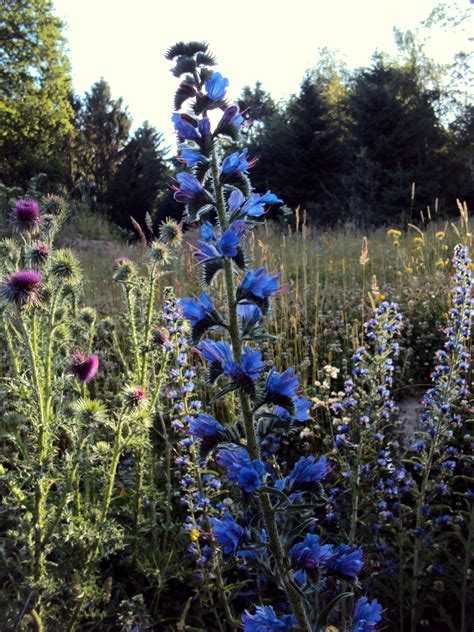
[66, 205, 470, 392]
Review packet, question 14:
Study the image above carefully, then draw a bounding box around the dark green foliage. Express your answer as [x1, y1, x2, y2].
[107, 122, 169, 229]
[0, 0, 74, 187]
[346, 56, 445, 222]
[76, 79, 132, 212]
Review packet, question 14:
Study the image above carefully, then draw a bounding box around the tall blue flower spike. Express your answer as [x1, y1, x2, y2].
[168, 42, 383, 631]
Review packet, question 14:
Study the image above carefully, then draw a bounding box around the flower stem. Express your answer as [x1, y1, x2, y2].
[210, 148, 312, 632]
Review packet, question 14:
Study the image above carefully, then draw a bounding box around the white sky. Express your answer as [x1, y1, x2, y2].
[52, 0, 471, 148]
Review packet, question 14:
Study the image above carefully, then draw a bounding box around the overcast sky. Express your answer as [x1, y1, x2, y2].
[52, 0, 471, 148]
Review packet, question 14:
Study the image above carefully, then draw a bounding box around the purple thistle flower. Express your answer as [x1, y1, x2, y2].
[70, 352, 99, 383]
[241, 606, 296, 631]
[12, 199, 41, 233]
[114, 256, 132, 267]
[1, 269, 43, 308]
[352, 597, 383, 632]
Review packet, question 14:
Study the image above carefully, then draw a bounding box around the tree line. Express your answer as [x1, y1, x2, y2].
[1, 0, 472, 228]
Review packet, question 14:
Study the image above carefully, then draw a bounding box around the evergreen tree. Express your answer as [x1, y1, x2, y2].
[78, 79, 132, 211]
[0, 0, 74, 187]
[250, 74, 348, 222]
[107, 122, 170, 229]
[347, 55, 444, 222]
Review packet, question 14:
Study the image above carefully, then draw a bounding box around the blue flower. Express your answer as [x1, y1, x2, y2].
[290, 533, 333, 571]
[218, 220, 247, 257]
[238, 303, 263, 335]
[179, 143, 207, 167]
[241, 606, 296, 631]
[198, 339, 263, 393]
[216, 447, 266, 492]
[220, 148, 257, 181]
[189, 413, 226, 451]
[274, 396, 312, 422]
[264, 368, 300, 413]
[326, 544, 363, 577]
[352, 597, 383, 632]
[205, 71, 229, 101]
[199, 221, 216, 242]
[237, 266, 282, 312]
[178, 291, 223, 342]
[228, 189, 282, 219]
[173, 172, 209, 204]
[277, 456, 329, 494]
[210, 513, 245, 555]
[172, 113, 200, 142]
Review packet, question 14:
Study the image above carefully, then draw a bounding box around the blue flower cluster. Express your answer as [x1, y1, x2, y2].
[168, 44, 383, 631]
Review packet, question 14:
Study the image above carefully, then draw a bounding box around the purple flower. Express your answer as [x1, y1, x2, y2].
[326, 544, 363, 578]
[216, 447, 266, 492]
[199, 221, 216, 242]
[173, 172, 210, 205]
[1, 269, 43, 308]
[290, 533, 334, 571]
[241, 606, 296, 632]
[210, 513, 245, 555]
[352, 597, 383, 632]
[205, 72, 229, 101]
[12, 199, 41, 233]
[178, 291, 223, 342]
[215, 105, 244, 136]
[70, 352, 99, 383]
[218, 220, 247, 257]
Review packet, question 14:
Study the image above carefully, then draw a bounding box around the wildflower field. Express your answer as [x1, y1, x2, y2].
[0, 43, 473, 632]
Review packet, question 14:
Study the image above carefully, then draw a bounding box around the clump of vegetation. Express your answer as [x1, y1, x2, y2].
[0, 42, 472, 632]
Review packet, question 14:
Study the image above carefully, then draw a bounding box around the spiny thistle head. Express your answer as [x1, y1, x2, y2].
[70, 352, 99, 383]
[113, 257, 136, 284]
[11, 198, 41, 233]
[122, 385, 148, 410]
[0, 269, 43, 308]
[159, 218, 183, 248]
[50, 249, 82, 284]
[44, 194, 67, 218]
[78, 306, 97, 327]
[0, 237, 19, 264]
[25, 243, 49, 267]
[149, 240, 172, 265]
[72, 398, 107, 425]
